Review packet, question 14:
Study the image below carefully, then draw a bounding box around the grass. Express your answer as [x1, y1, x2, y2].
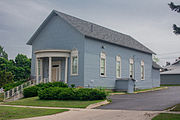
[0, 106, 68, 120]
[3, 97, 104, 108]
[152, 113, 180, 120]
[169, 104, 180, 112]
[134, 87, 167, 93]
[161, 84, 180, 86]
[108, 87, 167, 95]
[104, 89, 126, 94]
[0, 93, 4, 102]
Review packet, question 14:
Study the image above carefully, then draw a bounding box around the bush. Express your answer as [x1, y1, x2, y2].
[36, 82, 68, 90]
[0, 71, 14, 88]
[23, 82, 68, 98]
[38, 87, 107, 100]
[71, 84, 75, 88]
[23, 86, 39, 98]
[3, 79, 26, 91]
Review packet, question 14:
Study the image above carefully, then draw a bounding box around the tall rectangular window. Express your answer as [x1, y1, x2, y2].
[100, 52, 106, 76]
[141, 61, 145, 80]
[116, 56, 121, 78]
[129, 58, 134, 78]
[72, 56, 78, 74]
[38, 59, 41, 76]
[71, 50, 78, 75]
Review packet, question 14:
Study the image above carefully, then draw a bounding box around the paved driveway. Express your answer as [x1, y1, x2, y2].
[98, 86, 180, 111]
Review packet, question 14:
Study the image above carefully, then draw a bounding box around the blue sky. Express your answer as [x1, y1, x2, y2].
[0, 0, 179, 65]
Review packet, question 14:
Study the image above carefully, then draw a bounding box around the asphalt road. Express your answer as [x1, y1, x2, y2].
[98, 86, 180, 111]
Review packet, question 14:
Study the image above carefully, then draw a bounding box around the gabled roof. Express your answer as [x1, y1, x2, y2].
[27, 10, 155, 54]
[152, 61, 162, 69]
[161, 66, 180, 75]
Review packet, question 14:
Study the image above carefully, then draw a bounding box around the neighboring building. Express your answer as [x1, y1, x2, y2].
[152, 61, 162, 87]
[27, 10, 160, 89]
[161, 58, 180, 85]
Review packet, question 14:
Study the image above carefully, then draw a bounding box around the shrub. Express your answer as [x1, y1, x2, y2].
[38, 87, 107, 100]
[36, 82, 68, 90]
[23, 86, 39, 98]
[3, 79, 26, 91]
[23, 82, 68, 98]
[71, 84, 75, 88]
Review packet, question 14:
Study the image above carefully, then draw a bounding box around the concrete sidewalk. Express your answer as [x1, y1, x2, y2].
[2, 104, 180, 120]
[0, 104, 159, 120]
[17, 109, 158, 120]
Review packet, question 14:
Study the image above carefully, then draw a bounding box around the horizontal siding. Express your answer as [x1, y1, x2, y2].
[84, 37, 153, 89]
[31, 15, 85, 87]
[161, 74, 180, 85]
[152, 69, 160, 87]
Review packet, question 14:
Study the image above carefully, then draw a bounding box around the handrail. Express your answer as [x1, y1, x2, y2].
[4, 79, 36, 101]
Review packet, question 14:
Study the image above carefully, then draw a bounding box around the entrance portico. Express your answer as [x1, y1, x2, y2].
[35, 50, 70, 84]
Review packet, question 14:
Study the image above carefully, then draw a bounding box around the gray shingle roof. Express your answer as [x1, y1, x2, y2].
[152, 61, 162, 69]
[161, 66, 180, 75]
[27, 10, 155, 54]
[54, 10, 155, 54]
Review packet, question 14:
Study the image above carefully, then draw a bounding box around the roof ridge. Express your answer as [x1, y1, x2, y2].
[54, 10, 154, 54]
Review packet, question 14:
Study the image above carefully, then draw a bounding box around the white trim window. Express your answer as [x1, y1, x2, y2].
[141, 61, 145, 80]
[71, 50, 78, 75]
[116, 56, 121, 78]
[38, 59, 43, 77]
[100, 52, 106, 77]
[129, 58, 134, 78]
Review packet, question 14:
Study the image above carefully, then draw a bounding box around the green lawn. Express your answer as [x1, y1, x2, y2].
[0, 106, 68, 120]
[134, 87, 167, 93]
[161, 84, 180, 86]
[169, 104, 180, 111]
[0, 93, 4, 102]
[3, 97, 103, 108]
[152, 113, 180, 120]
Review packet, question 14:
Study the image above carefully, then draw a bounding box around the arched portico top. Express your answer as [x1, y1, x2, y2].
[35, 49, 71, 58]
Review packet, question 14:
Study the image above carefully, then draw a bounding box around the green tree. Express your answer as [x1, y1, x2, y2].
[168, 2, 180, 34]
[0, 71, 14, 88]
[15, 54, 31, 68]
[153, 56, 160, 63]
[14, 54, 31, 81]
[0, 45, 8, 59]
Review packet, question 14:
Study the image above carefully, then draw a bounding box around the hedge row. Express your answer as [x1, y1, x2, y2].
[38, 87, 107, 100]
[23, 82, 68, 98]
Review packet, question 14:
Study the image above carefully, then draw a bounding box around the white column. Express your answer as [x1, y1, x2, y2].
[65, 57, 68, 83]
[49, 57, 52, 82]
[36, 58, 39, 84]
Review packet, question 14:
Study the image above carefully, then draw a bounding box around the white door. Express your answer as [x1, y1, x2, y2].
[51, 61, 61, 82]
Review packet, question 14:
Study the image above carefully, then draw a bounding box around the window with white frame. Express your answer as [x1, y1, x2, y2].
[38, 59, 41, 76]
[116, 56, 121, 78]
[37, 59, 43, 76]
[141, 61, 145, 80]
[71, 50, 78, 75]
[129, 58, 134, 78]
[100, 52, 106, 76]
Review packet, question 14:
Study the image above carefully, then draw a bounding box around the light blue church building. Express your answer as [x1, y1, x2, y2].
[27, 10, 161, 90]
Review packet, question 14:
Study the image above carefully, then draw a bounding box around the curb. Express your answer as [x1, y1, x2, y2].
[86, 100, 110, 109]
[134, 87, 168, 94]
[110, 87, 168, 95]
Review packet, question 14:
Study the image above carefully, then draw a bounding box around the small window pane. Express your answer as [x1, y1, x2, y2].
[72, 56, 78, 74]
[100, 58, 105, 76]
[116, 61, 121, 78]
[129, 59, 134, 78]
[141, 61, 145, 80]
[38, 60, 41, 76]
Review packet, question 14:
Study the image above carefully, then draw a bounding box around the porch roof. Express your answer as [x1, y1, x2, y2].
[35, 49, 71, 58]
